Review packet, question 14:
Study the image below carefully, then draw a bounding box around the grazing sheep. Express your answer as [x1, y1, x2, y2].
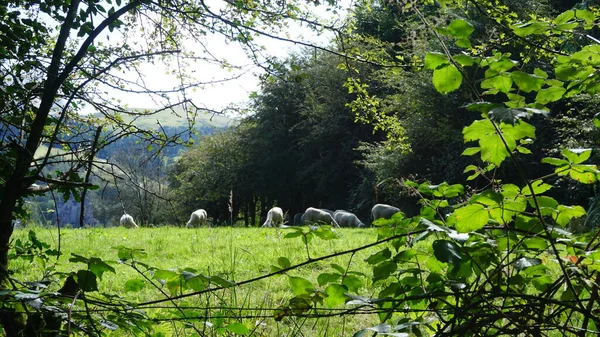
[293, 212, 304, 226]
[301, 207, 340, 227]
[120, 214, 138, 228]
[186, 209, 208, 228]
[371, 204, 401, 222]
[261, 207, 284, 227]
[333, 210, 365, 228]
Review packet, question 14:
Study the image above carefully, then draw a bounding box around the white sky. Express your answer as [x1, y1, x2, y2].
[108, 1, 351, 115]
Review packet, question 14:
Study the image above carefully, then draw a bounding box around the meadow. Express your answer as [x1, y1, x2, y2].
[9, 225, 387, 336]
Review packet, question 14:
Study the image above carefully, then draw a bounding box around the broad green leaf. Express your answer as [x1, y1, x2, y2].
[317, 272, 341, 286]
[462, 147, 480, 156]
[523, 237, 549, 250]
[124, 279, 145, 292]
[486, 54, 518, 72]
[373, 261, 397, 282]
[463, 119, 495, 142]
[554, 10, 575, 24]
[289, 276, 313, 295]
[513, 257, 541, 270]
[432, 64, 462, 94]
[522, 180, 553, 196]
[453, 204, 489, 232]
[453, 54, 476, 67]
[447, 19, 474, 38]
[541, 157, 569, 166]
[366, 248, 391, 265]
[536, 86, 566, 104]
[576, 9, 595, 28]
[325, 284, 347, 307]
[313, 226, 339, 240]
[488, 108, 528, 123]
[561, 148, 592, 164]
[594, 113, 600, 128]
[342, 275, 363, 292]
[480, 133, 510, 166]
[278, 257, 291, 269]
[76, 270, 98, 292]
[424, 52, 449, 70]
[432, 240, 463, 265]
[554, 205, 586, 226]
[529, 195, 559, 216]
[153, 269, 178, 281]
[512, 21, 548, 37]
[210, 276, 235, 288]
[481, 73, 513, 93]
[510, 71, 545, 93]
[88, 257, 115, 279]
[569, 165, 598, 184]
[226, 323, 250, 335]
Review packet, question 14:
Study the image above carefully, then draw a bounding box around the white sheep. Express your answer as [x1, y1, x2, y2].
[333, 210, 365, 227]
[186, 209, 208, 228]
[261, 207, 284, 227]
[120, 213, 139, 228]
[371, 204, 401, 222]
[301, 207, 340, 227]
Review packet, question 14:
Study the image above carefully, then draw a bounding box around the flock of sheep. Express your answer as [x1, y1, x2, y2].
[118, 204, 401, 229]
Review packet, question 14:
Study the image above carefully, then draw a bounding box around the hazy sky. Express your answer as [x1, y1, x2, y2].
[105, 1, 350, 115]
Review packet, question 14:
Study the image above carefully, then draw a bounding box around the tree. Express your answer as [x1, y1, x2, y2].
[0, 0, 344, 334]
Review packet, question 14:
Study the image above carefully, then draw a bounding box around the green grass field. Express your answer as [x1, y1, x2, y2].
[9, 226, 385, 336]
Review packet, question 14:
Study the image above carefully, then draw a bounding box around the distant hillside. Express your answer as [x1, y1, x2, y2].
[95, 105, 237, 130]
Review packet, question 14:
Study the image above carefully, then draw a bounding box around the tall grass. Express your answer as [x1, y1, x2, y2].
[9, 226, 384, 336]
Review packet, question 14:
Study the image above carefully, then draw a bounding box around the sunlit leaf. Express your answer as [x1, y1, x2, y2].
[432, 64, 462, 94]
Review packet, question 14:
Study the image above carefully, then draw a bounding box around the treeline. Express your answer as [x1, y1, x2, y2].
[25, 124, 221, 227]
[169, 0, 600, 227]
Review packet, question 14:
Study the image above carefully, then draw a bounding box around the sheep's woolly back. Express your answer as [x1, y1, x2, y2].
[120, 214, 138, 228]
[186, 209, 208, 228]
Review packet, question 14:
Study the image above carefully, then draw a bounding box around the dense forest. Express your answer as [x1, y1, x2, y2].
[169, 0, 600, 228]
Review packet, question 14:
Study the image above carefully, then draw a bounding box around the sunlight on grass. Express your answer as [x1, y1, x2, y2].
[10, 226, 384, 336]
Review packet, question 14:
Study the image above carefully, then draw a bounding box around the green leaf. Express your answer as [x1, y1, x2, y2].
[342, 275, 363, 292]
[446, 19, 474, 38]
[554, 205, 586, 226]
[453, 54, 476, 67]
[594, 113, 600, 128]
[480, 133, 510, 166]
[313, 226, 339, 240]
[317, 272, 341, 286]
[481, 73, 513, 93]
[561, 148, 592, 164]
[373, 261, 397, 282]
[366, 248, 391, 265]
[453, 204, 489, 232]
[510, 71, 545, 93]
[124, 279, 145, 292]
[521, 180, 553, 196]
[88, 257, 115, 279]
[76, 270, 98, 292]
[488, 108, 529, 123]
[536, 86, 566, 104]
[541, 157, 569, 166]
[512, 21, 548, 37]
[432, 240, 463, 266]
[554, 10, 575, 24]
[289, 276, 313, 295]
[210, 276, 235, 288]
[325, 284, 347, 307]
[226, 323, 250, 335]
[424, 52, 449, 70]
[513, 257, 541, 270]
[462, 147, 480, 156]
[432, 64, 462, 94]
[153, 269, 178, 281]
[277, 257, 291, 269]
